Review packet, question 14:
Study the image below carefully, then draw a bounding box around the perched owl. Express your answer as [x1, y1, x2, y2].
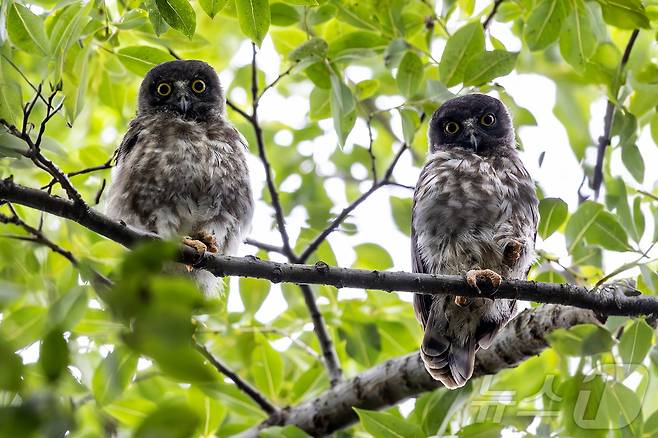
[106, 60, 253, 296]
[411, 94, 538, 389]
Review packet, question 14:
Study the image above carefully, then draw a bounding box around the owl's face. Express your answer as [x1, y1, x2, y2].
[428, 94, 514, 154]
[137, 60, 224, 121]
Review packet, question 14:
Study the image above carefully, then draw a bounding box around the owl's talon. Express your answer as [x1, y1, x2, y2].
[466, 269, 502, 296]
[195, 230, 218, 253]
[455, 296, 469, 307]
[183, 237, 208, 255]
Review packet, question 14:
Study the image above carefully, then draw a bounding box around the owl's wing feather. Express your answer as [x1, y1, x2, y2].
[116, 121, 143, 161]
[411, 196, 432, 328]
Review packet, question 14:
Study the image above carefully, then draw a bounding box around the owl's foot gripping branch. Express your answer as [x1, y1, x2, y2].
[1, 176, 656, 436]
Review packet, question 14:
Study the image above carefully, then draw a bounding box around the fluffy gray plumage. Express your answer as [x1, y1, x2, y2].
[411, 94, 538, 389]
[106, 60, 253, 296]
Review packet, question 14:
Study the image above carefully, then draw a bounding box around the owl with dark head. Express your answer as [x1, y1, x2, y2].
[411, 94, 538, 388]
[106, 60, 253, 296]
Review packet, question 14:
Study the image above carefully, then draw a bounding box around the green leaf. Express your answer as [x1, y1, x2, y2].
[523, 0, 568, 50]
[154, 0, 196, 38]
[439, 22, 484, 86]
[92, 347, 138, 405]
[288, 37, 328, 64]
[463, 50, 518, 86]
[330, 73, 356, 146]
[399, 108, 420, 145]
[135, 400, 200, 438]
[0, 339, 23, 391]
[457, 423, 504, 437]
[619, 319, 654, 367]
[352, 243, 393, 270]
[565, 201, 631, 252]
[355, 79, 379, 100]
[535, 270, 567, 284]
[601, 381, 643, 435]
[547, 323, 613, 356]
[355, 408, 424, 438]
[239, 277, 271, 315]
[538, 197, 568, 239]
[328, 31, 388, 61]
[49, 2, 91, 56]
[0, 77, 23, 126]
[651, 111, 658, 145]
[596, 0, 650, 29]
[559, 1, 601, 68]
[621, 143, 644, 183]
[199, 0, 229, 18]
[235, 0, 271, 46]
[0, 306, 47, 349]
[116, 46, 176, 76]
[146, 0, 169, 35]
[6, 2, 50, 55]
[40, 328, 69, 382]
[251, 333, 284, 399]
[396, 51, 424, 98]
[633, 197, 645, 240]
[271, 3, 300, 26]
[390, 196, 412, 236]
[310, 87, 331, 120]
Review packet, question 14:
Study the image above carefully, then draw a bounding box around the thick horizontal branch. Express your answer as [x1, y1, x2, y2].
[1, 178, 656, 317]
[238, 304, 599, 436]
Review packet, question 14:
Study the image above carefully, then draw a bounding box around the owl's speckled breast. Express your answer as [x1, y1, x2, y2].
[413, 149, 537, 277]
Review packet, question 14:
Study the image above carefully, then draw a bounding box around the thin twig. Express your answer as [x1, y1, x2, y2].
[194, 341, 280, 415]
[245, 238, 287, 255]
[482, 0, 505, 29]
[591, 29, 640, 199]
[366, 116, 378, 183]
[298, 144, 409, 263]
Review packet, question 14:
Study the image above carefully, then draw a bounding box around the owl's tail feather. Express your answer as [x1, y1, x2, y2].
[420, 310, 477, 390]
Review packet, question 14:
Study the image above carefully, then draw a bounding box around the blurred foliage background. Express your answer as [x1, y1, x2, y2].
[1, 0, 658, 436]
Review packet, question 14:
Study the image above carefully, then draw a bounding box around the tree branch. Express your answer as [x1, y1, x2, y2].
[0, 177, 654, 317]
[298, 144, 408, 263]
[299, 284, 342, 385]
[482, 0, 504, 29]
[194, 341, 280, 416]
[238, 304, 600, 436]
[591, 29, 640, 199]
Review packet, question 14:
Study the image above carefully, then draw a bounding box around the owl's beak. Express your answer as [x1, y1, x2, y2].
[178, 96, 191, 114]
[464, 119, 479, 151]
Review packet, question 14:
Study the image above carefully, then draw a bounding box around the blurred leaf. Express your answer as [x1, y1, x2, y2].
[565, 201, 631, 252]
[439, 22, 485, 86]
[135, 400, 200, 438]
[40, 327, 69, 382]
[146, 0, 169, 35]
[239, 277, 271, 315]
[251, 333, 284, 399]
[352, 243, 393, 270]
[463, 50, 518, 86]
[92, 346, 138, 405]
[619, 319, 654, 368]
[399, 108, 420, 145]
[621, 143, 644, 183]
[288, 37, 328, 64]
[651, 111, 658, 145]
[0, 305, 47, 349]
[0, 339, 23, 391]
[236, 0, 271, 45]
[396, 51, 423, 98]
[116, 46, 176, 76]
[457, 422, 503, 437]
[355, 79, 379, 100]
[547, 324, 613, 356]
[535, 270, 567, 284]
[595, 0, 650, 29]
[413, 386, 472, 435]
[271, 3, 300, 26]
[355, 408, 423, 438]
[538, 197, 568, 239]
[523, 0, 568, 50]
[49, 2, 91, 56]
[310, 87, 331, 119]
[330, 72, 356, 146]
[154, 0, 196, 38]
[199, 0, 229, 18]
[7, 2, 49, 55]
[390, 196, 412, 236]
[328, 31, 388, 60]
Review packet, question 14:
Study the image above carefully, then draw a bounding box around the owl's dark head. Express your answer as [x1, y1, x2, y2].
[137, 60, 224, 121]
[428, 94, 514, 154]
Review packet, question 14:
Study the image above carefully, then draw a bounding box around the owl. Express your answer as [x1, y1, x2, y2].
[411, 94, 538, 389]
[106, 60, 254, 296]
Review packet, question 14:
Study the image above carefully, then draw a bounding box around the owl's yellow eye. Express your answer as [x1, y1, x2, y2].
[481, 113, 496, 127]
[444, 121, 460, 135]
[191, 79, 206, 94]
[156, 82, 172, 96]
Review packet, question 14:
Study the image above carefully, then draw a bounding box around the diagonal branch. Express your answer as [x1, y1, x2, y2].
[195, 341, 280, 416]
[0, 177, 655, 317]
[591, 29, 640, 199]
[238, 304, 600, 436]
[482, 0, 505, 29]
[298, 143, 408, 263]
